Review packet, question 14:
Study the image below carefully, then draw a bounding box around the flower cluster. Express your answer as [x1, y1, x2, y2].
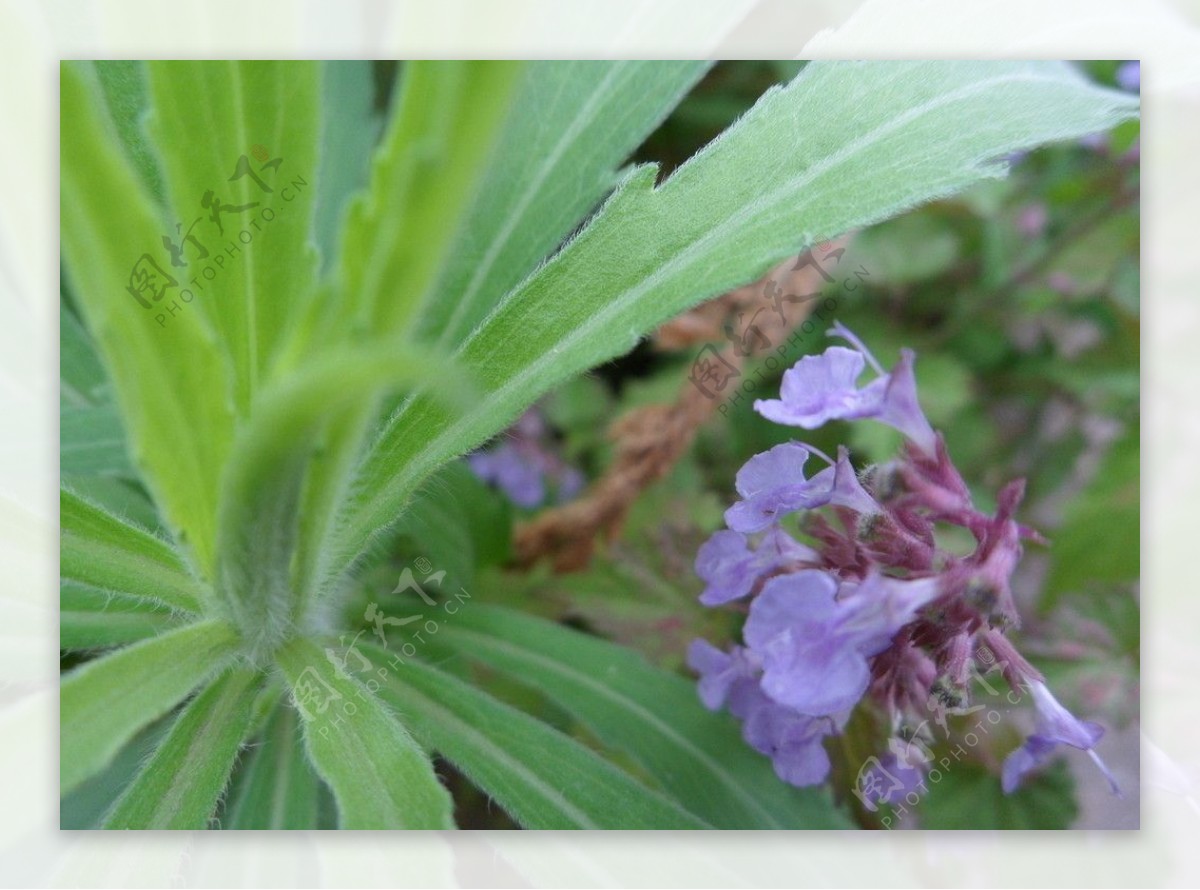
[689, 323, 1119, 805]
[468, 408, 584, 508]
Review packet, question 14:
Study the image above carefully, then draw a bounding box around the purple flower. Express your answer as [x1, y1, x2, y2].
[468, 408, 584, 507]
[1001, 681, 1121, 796]
[686, 639, 758, 711]
[737, 682, 841, 786]
[687, 638, 845, 787]
[1116, 61, 1140, 91]
[754, 324, 937, 456]
[695, 526, 817, 606]
[724, 442, 878, 534]
[468, 443, 545, 508]
[743, 570, 940, 716]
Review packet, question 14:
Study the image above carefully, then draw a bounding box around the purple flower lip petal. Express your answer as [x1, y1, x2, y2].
[754, 346, 885, 429]
[736, 683, 839, 787]
[753, 327, 937, 457]
[1001, 681, 1121, 796]
[695, 527, 819, 606]
[686, 639, 758, 711]
[724, 442, 879, 533]
[744, 571, 872, 717]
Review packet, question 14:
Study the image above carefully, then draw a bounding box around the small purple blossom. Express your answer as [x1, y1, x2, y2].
[1002, 681, 1121, 795]
[1116, 61, 1140, 91]
[686, 639, 757, 711]
[468, 444, 544, 508]
[695, 526, 817, 606]
[468, 408, 584, 508]
[688, 324, 1118, 806]
[687, 639, 842, 786]
[738, 684, 842, 786]
[753, 324, 937, 456]
[743, 570, 940, 716]
[724, 443, 877, 534]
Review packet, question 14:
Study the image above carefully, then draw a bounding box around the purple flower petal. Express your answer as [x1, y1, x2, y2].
[753, 330, 938, 457]
[686, 640, 757, 711]
[1002, 681, 1120, 795]
[725, 443, 878, 533]
[754, 347, 885, 428]
[696, 527, 817, 606]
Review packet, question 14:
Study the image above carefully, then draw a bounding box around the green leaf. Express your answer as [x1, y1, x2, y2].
[1044, 429, 1140, 608]
[337, 61, 524, 337]
[212, 344, 473, 652]
[60, 403, 134, 477]
[60, 582, 182, 650]
[104, 669, 259, 829]
[335, 61, 1138, 580]
[360, 643, 707, 829]
[61, 488, 204, 614]
[60, 719, 168, 829]
[59, 302, 110, 408]
[60, 619, 240, 794]
[394, 460, 512, 587]
[145, 61, 322, 413]
[920, 762, 1078, 830]
[92, 60, 166, 205]
[61, 62, 237, 577]
[225, 700, 321, 829]
[275, 637, 454, 829]
[312, 61, 381, 271]
[59, 474, 161, 533]
[440, 605, 851, 829]
[415, 61, 710, 348]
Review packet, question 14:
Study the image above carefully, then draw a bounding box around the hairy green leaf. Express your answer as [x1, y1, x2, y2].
[60, 582, 182, 650]
[92, 60, 166, 205]
[60, 403, 134, 477]
[334, 61, 1138, 580]
[61, 488, 203, 614]
[275, 637, 454, 829]
[104, 669, 259, 829]
[60, 719, 168, 829]
[416, 60, 709, 348]
[61, 62, 237, 576]
[60, 619, 240, 794]
[226, 700, 321, 829]
[312, 61, 381, 271]
[59, 302, 110, 408]
[145, 61, 322, 413]
[213, 344, 472, 652]
[361, 643, 706, 829]
[337, 61, 524, 338]
[441, 606, 851, 829]
[60, 475, 161, 533]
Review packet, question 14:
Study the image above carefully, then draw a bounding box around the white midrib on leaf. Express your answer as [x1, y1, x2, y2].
[432, 60, 630, 349]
